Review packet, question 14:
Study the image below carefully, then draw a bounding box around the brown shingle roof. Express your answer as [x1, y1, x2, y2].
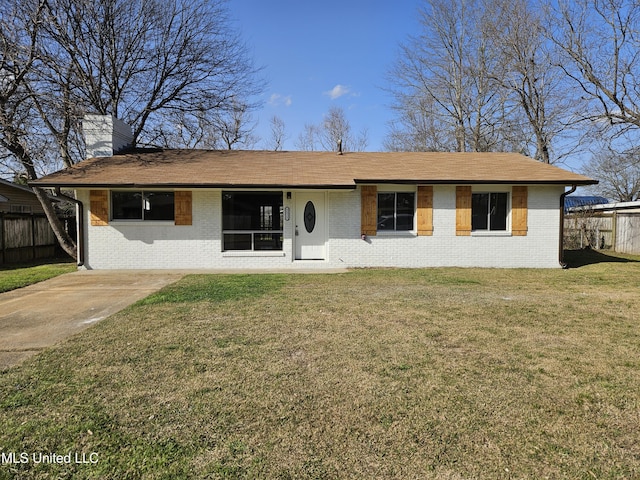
[31, 149, 596, 188]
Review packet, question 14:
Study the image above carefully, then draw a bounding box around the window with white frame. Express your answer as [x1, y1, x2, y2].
[471, 192, 508, 231]
[377, 192, 415, 231]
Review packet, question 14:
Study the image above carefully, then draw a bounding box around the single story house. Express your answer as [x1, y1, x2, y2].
[31, 115, 596, 270]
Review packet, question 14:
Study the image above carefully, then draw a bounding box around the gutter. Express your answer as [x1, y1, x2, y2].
[30, 183, 358, 190]
[54, 187, 85, 267]
[559, 185, 578, 269]
[354, 179, 597, 186]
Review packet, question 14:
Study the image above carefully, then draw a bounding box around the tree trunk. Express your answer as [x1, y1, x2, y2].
[0, 122, 78, 261]
[32, 187, 78, 261]
[537, 133, 551, 164]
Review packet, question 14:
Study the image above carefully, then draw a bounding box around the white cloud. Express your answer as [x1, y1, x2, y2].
[324, 84, 350, 100]
[268, 93, 293, 107]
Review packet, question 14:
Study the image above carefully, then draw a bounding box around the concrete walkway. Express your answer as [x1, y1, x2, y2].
[0, 271, 183, 370]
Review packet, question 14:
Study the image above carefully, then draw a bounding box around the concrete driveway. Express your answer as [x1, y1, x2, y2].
[0, 271, 183, 370]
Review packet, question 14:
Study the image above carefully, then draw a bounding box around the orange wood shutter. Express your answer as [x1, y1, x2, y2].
[511, 186, 528, 236]
[89, 190, 109, 226]
[361, 185, 377, 236]
[456, 186, 472, 236]
[174, 191, 192, 226]
[417, 185, 433, 236]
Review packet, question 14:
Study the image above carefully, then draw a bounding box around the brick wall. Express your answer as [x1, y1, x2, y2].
[328, 185, 562, 268]
[78, 185, 563, 269]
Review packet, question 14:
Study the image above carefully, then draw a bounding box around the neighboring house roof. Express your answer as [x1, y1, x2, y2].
[568, 200, 640, 213]
[31, 149, 597, 189]
[0, 177, 40, 195]
[0, 178, 48, 214]
[564, 195, 609, 211]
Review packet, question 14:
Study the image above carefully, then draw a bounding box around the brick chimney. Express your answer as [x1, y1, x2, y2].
[83, 114, 133, 159]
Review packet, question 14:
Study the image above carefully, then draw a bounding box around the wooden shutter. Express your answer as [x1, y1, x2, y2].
[417, 186, 433, 236]
[511, 186, 528, 236]
[89, 190, 109, 226]
[174, 191, 192, 226]
[361, 185, 377, 236]
[456, 186, 472, 236]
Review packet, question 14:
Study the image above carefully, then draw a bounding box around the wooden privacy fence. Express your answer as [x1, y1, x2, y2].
[564, 211, 640, 255]
[0, 212, 65, 264]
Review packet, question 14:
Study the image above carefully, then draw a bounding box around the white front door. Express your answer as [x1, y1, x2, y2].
[295, 192, 326, 260]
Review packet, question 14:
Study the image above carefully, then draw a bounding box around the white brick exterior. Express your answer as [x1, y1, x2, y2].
[77, 185, 565, 270]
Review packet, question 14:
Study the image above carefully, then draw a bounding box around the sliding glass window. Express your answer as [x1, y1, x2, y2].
[111, 191, 174, 221]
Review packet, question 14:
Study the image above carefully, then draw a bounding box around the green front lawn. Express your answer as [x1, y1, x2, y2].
[1, 252, 639, 479]
[0, 261, 76, 293]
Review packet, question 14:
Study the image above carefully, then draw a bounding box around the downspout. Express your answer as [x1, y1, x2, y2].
[54, 188, 85, 267]
[559, 185, 578, 269]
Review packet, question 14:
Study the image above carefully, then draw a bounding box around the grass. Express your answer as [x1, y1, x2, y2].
[0, 260, 76, 293]
[1, 251, 639, 479]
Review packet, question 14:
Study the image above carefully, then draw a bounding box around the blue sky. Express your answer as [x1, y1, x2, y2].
[227, 0, 424, 151]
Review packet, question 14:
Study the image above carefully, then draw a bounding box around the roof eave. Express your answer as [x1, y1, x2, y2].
[354, 179, 598, 186]
[30, 180, 598, 189]
[29, 181, 357, 190]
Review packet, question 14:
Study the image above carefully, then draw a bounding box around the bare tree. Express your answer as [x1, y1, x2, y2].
[484, 0, 577, 164]
[352, 127, 369, 153]
[387, 0, 505, 153]
[38, 0, 263, 147]
[149, 104, 258, 150]
[385, 95, 457, 151]
[548, 0, 640, 187]
[296, 106, 368, 152]
[319, 106, 352, 151]
[0, 0, 264, 259]
[266, 115, 287, 151]
[147, 110, 213, 149]
[211, 101, 259, 150]
[295, 123, 320, 151]
[386, 0, 579, 161]
[0, 0, 77, 256]
[583, 145, 640, 201]
[551, 0, 640, 132]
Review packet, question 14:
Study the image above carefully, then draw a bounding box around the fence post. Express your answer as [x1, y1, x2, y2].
[31, 213, 37, 261]
[612, 211, 617, 252]
[0, 212, 4, 264]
